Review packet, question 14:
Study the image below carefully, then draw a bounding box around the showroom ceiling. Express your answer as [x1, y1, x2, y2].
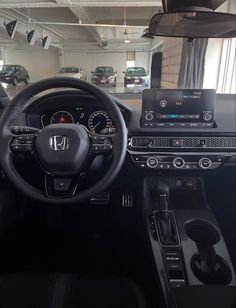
[0, 0, 163, 51]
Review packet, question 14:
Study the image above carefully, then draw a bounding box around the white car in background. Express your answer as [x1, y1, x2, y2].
[56, 66, 87, 80]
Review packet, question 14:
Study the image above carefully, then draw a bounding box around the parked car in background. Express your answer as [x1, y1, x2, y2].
[0, 65, 29, 86]
[123, 67, 149, 87]
[91, 66, 116, 87]
[57, 66, 87, 80]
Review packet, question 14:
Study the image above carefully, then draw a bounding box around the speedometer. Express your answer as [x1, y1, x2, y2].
[88, 111, 112, 133]
[50, 111, 74, 124]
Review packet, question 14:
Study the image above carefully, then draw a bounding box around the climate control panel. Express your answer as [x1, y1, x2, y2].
[130, 153, 228, 170]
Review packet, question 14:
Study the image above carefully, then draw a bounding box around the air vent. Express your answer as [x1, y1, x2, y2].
[130, 136, 236, 149]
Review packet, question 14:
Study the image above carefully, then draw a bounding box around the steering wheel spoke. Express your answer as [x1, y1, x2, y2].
[10, 126, 39, 154]
[44, 174, 78, 198]
[90, 134, 113, 155]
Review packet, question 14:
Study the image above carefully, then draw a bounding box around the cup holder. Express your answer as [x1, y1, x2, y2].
[185, 219, 220, 248]
[191, 254, 232, 285]
[185, 219, 232, 285]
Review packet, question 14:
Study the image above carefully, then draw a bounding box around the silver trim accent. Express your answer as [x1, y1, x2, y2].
[199, 157, 212, 169]
[145, 112, 154, 121]
[146, 157, 159, 168]
[122, 192, 133, 207]
[173, 157, 185, 169]
[49, 135, 69, 151]
[153, 210, 181, 248]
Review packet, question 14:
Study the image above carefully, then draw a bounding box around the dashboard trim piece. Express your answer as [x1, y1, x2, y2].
[129, 136, 236, 150]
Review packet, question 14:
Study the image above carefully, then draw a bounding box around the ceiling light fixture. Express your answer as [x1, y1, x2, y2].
[124, 39, 131, 43]
[27, 29, 37, 46]
[42, 35, 52, 49]
[4, 20, 18, 39]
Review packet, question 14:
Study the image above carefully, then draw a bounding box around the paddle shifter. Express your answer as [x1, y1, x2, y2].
[156, 181, 179, 245]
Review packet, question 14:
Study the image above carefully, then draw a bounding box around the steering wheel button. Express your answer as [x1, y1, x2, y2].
[54, 178, 72, 192]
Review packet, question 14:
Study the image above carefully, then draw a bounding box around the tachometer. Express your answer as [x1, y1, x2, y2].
[88, 111, 112, 133]
[50, 111, 74, 124]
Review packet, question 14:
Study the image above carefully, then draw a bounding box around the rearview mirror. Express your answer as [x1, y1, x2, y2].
[149, 11, 236, 38]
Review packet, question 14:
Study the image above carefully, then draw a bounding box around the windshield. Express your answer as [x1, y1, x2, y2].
[0, 0, 235, 99]
[59, 67, 79, 74]
[126, 67, 147, 75]
[0, 65, 15, 72]
[95, 67, 113, 74]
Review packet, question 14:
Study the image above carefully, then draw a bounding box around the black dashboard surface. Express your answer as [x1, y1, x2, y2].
[116, 93, 236, 135]
[10, 90, 236, 136]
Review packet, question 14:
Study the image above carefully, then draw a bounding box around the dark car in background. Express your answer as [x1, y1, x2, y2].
[0, 65, 29, 86]
[91, 66, 116, 87]
[123, 66, 149, 87]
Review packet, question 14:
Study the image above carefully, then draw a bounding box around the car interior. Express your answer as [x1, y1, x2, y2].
[0, 0, 235, 308]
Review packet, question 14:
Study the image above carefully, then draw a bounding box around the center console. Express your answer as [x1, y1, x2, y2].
[131, 89, 236, 306]
[143, 177, 236, 308]
[128, 88, 236, 172]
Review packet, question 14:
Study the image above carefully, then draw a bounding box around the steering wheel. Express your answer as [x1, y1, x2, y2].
[0, 77, 127, 205]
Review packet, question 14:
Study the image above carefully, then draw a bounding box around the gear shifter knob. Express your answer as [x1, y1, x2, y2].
[157, 181, 169, 213]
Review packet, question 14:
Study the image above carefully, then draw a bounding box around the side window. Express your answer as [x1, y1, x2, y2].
[217, 38, 236, 94]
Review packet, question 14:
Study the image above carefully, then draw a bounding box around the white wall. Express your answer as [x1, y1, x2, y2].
[3, 46, 150, 85]
[203, 39, 223, 90]
[3, 48, 60, 81]
[135, 51, 150, 73]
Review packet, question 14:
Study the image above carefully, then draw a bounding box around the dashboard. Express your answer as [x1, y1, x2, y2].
[20, 89, 236, 173]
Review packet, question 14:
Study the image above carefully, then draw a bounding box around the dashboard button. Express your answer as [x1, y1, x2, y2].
[146, 157, 158, 168]
[203, 113, 213, 121]
[145, 112, 154, 121]
[54, 178, 72, 192]
[199, 157, 212, 169]
[173, 157, 185, 169]
[172, 138, 183, 147]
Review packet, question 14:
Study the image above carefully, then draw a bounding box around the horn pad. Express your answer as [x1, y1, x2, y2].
[35, 124, 90, 174]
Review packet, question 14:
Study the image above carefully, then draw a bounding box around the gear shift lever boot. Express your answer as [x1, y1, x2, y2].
[156, 211, 179, 245]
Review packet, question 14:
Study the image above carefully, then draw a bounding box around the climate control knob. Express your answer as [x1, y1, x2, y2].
[145, 112, 154, 121]
[199, 157, 212, 169]
[173, 157, 185, 169]
[146, 157, 158, 168]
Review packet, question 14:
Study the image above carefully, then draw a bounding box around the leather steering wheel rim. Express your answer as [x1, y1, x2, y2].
[0, 77, 127, 205]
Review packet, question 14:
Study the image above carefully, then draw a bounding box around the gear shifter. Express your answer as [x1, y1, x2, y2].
[158, 181, 169, 221]
[156, 181, 179, 245]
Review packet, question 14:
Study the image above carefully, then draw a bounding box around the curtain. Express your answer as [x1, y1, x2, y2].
[178, 38, 208, 89]
[151, 52, 163, 88]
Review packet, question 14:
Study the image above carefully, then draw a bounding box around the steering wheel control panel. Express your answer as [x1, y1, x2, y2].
[141, 89, 216, 128]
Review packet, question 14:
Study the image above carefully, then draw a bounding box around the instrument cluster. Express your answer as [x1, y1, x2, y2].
[41, 105, 114, 134]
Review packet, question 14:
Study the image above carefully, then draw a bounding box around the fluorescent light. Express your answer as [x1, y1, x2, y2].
[124, 39, 131, 43]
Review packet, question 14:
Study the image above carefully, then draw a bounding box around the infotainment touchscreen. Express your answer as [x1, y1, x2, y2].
[141, 89, 216, 128]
